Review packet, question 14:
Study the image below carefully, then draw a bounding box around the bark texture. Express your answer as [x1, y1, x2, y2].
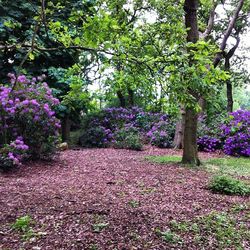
[127, 87, 134, 107]
[174, 107, 185, 149]
[117, 90, 126, 107]
[224, 35, 240, 113]
[182, 0, 200, 165]
[182, 108, 200, 165]
[225, 57, 233, 113]
[61, 114, 71, 143]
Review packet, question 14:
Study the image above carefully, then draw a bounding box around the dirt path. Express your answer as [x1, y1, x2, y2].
[0, 148, 248, 249]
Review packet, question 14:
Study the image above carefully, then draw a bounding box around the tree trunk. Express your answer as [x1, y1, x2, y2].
[226, 82, 233, 112]
[225, 54, 233, 113]
[182, 108, 200, 165]
[182, 0, 200, 165]
[127, 87, 134, 107]
[198, 97, 206, 116]
[174, 107, 185, 149]
[61, 114, 71, 143]
[117, 90, 126, 107]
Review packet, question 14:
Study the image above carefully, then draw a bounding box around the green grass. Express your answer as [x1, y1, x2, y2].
[146, 155, 250, 177]
[145, 155, 181, 164]
[205, 157, 250, 176]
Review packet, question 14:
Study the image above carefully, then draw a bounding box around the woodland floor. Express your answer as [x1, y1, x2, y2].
[0, 147, 249, 250]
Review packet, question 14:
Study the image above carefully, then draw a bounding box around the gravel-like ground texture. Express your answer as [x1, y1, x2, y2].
[0, 147, 249, 249]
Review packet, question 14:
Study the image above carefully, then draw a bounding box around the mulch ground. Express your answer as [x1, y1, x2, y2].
[0, 147, 249, 250]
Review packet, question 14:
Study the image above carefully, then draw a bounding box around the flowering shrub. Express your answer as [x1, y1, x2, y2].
[221, 110, 250, 157]
[197, 136, 221, 152]
[114, 127, 142, 151]
[79, 107, 175, 149]
[0, 137, 29, 170]
[197, 115, 224, 152]
[146, 119, 175, 148]
[0, 74, 60, 169]
[79, 126, 113, 148]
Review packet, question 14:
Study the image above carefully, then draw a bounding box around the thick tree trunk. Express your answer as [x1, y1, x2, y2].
[182, 0, 200, 165]
[127, 87, 134, 107]
[117, 90, 126, 107]
[61, 114, 71, 143]
[182, 108, 200, 165]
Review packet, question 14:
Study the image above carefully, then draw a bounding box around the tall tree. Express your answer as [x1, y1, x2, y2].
[181, 0, 200, 165]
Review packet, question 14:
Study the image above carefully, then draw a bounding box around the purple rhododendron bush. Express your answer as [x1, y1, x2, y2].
[197, 111, 250, 157]
[0, 74, 61, 170]
[221, 110, 250, 157]
[79, 107, 176, 149]
[79, 107, 250, 157]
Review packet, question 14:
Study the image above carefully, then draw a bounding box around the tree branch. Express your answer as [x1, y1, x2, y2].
[213, 0, 244, 67]
[19, 21, 41, 68]
[201, 2, 217, 39]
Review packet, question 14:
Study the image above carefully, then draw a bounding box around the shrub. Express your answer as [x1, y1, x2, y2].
[146, 120, 175, 148]
[208, 175, 250, 196]
[197, 136, 221, 152]
[0, 74, 60, 169]
[0, 137, 29, 170]
[114, 127, 142, 151]
[197, 114, 224, 152]
[79, 126, 113, 148]
[79, 107, 174, 149]
[221, 110, 250, 157]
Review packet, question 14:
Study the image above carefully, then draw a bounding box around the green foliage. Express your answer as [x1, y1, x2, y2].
[208, 175, 250, 196]
[79, 126, 109, 148]
[155, 228, 181, 243]
[92, 223, 109, 233]
[128, 199, 140, 208]
[194, 211, 249, 249]
[11, 215, 32, 232]
[48, 66, 92, 122]
[169, 220, 189, 232]
[11, 215, 36, 240]
[165, 208, 250, 249]
[114, 127, 143, 151]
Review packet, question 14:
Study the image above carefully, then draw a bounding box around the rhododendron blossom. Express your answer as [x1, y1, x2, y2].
[0, 74, 61, 169]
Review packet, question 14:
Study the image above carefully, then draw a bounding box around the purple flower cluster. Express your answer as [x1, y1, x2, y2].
[197, 136, 221, 152]
[0, 137, 29, 168]
[146, 119, 175, 148]
[80, 107, 175, 148]
[0, 74, 61, 168]
[221, 110, 250, 157]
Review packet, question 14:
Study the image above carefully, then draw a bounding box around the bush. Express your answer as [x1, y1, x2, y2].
[0, 137, 29, 170]
[146, 120, 175, 148]
[221, 110, 250, 157]
[197, 136, 221, 152]
[0, 74, 60, 169]
[79, 107, 174, 149]
[114, 127, 142, 151]
[79, 126, 113, 148]
[197, 114, 224, 152]
[208, 175, 250, 196]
